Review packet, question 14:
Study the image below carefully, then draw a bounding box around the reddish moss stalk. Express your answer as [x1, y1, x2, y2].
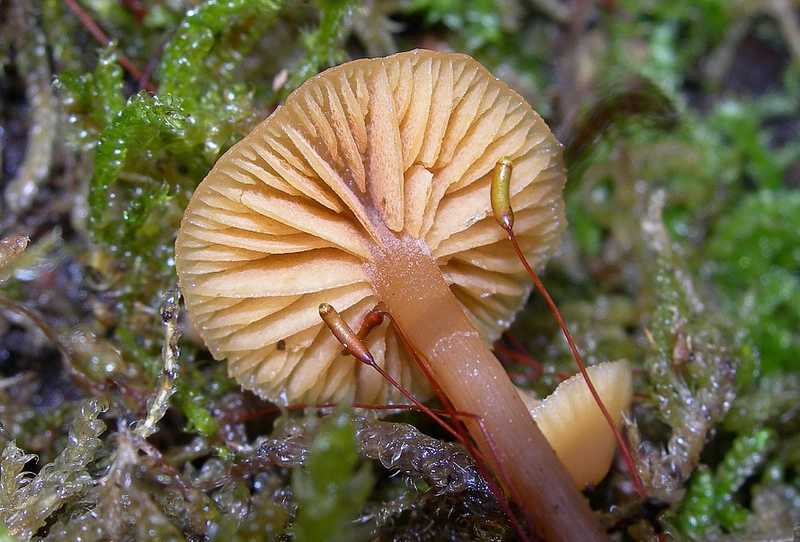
[365, 232, 606, 542]
[492, 157, 646, 498]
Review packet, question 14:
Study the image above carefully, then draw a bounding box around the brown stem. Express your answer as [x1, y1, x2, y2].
[365, 233, 606, 542]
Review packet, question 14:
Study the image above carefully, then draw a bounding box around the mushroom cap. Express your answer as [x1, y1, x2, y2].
[176, 49, 567, 405]
[517, 360, 634, 488]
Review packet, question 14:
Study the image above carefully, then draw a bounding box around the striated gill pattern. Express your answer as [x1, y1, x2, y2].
[175, 50, 566, 405]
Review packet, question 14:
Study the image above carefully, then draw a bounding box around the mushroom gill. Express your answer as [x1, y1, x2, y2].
[176, 49, 565, 405]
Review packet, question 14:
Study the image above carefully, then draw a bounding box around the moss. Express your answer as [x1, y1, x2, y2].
[0, 526, 17, 542]
[676, 429, 776, 538]
[58, 45, 125, 147]
[158, 0, 283, 158]
[676, 466, 715, 537]
[159, 0, 282, 100]
[709, 190, 800, 371]
[406, 0, 506, 53]
[282, 0, 355, 96]
[292, 410, 373, 542]
[724, 373, 800, 433]
[41, 0, 84, 71]
[210, 489, 288, 541]
[0, 399, 107, 540]
[88, 93, 185, 246]
[84, 1, 286, 328]
[626, 196, 738, 502]
[175, 386, 219, 438]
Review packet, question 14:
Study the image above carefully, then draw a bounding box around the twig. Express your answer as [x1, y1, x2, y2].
[62, 0, 156, 93]
[134, 288, 181, 438]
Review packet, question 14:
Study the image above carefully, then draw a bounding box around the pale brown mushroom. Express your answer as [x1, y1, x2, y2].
[517, 360, 634, 489]
[176, 49, 604, 540]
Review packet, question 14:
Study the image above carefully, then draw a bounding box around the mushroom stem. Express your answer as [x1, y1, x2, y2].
[365, 233, 606, 542]
[320, 302, 533, 541]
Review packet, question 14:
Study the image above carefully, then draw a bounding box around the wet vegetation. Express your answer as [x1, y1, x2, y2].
[1, 0, 799, 540]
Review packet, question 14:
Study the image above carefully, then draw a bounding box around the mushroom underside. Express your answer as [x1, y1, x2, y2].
[176, 49, 567, 405]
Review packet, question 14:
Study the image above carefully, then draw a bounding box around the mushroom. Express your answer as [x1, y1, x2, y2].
[176, 49, 604, 540]
[517, 360, 633, 489]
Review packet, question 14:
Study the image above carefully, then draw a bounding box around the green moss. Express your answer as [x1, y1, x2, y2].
[676, 466, 715, 537]
[615, 0, 732, 87]
[292, 410, 373, 542]
[83, 0, 290, 324]
[724, 372, 800, 434]
[159, 0, 282, 159]
[159, 0, 281, 100]
[677, 429, 775, 538]
[57, 45, 125, 149]
[283, 0, 355, 95]
[115, 325, 162, 377]
[89, 47, 126, 127]
[645, 236, 737, 434]
[406, 0, 504, 52]
[175, 386, 219, 438]
[0, 525, 17, 542]
[88, 93, 185, 245]
[715, 429, 776, 530]
[710, 102, 784, 189]
[210, 491, 288, 541]
[41, 0, 84, 71]
[709, 190, 800, 371]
